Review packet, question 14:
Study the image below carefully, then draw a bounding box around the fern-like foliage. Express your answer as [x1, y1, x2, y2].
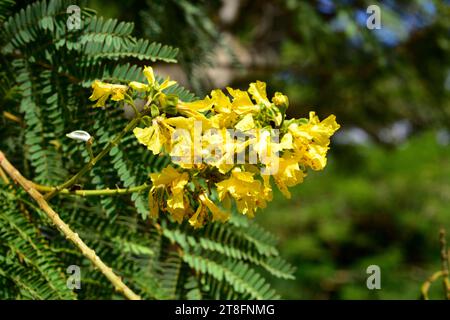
[0, 0, 295, 300]
[0, 187, 76, 299]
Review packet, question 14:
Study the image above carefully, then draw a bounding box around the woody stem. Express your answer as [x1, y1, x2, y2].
[0, 151, 141, 300]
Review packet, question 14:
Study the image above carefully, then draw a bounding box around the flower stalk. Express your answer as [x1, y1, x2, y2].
[44, 115, 143, 200]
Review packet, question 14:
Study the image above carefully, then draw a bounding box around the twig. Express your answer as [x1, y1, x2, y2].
[421, 229, 450, 300]
[439, 229, 450, 299]
[86, 138, 95, 161]
[0, 150, 141, 300]
[3, 111, 24, 127]
[33, 182, 149, 196]
[421, 271, 444, 300]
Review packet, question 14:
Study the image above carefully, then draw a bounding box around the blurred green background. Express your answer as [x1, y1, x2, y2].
[89, 0, 449, 299]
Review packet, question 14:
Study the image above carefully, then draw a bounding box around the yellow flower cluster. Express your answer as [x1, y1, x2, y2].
[90, 66, 340, 228]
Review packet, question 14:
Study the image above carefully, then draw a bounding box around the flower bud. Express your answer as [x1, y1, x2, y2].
[272, 92, 289, 109]
[66, 130, 92, 142]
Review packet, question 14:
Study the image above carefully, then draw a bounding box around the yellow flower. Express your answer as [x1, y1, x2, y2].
[280, 132, 294, 150]
[178, 97, 213, 113]
[135, 66, 177, 92]
[143, 66, 156, 87]
[129, 81, 148, 92]
[165, 118, 196, 168]
[235, 114, 256, 132]
[200, 128, 236, 173]
[207, 88, 260, 128]
[159, 78, 177, 91]
[166, 180, 189, 223]
[199, 193, 229, 223]
[89, 80, 128, 107]
[271, 153, 305, 199]
[209, 94, 237, 127]
[252, 130, 283, 165]
[247, 81, 288, 126]
[174, 100, 214, 130]
[164, 116, 196, 130]
[289, 112, 340, 147]
[210, 89, 232, 114]
[216, 168, 267, 218]
[133, 117, 170, 155]
[227, 87, 260, 115]
[287, 112, 340, 171]
[145, 65, 176, 91]
[189, 193, 229, 228]
[189, 201, 207, 228]
[165, 116, 213, 168]
[248, 81, 271, 107]
[150, 166, 190, 223]
[272, 92, 289, 109]
[302, 143, 329, 171]
[210, 112, 239, 129]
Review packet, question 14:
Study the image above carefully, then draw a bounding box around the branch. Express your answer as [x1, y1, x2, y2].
[0, 166, 10, 184]
[0, 150, 141, 300]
